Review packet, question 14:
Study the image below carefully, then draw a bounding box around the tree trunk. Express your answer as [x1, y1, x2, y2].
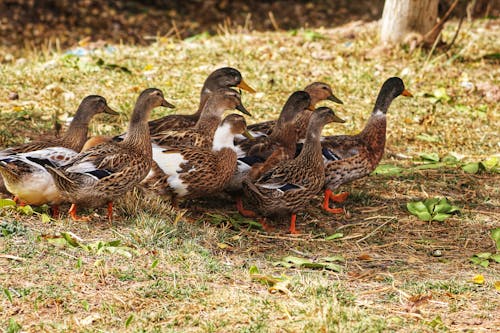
[380, 0, 439, 45]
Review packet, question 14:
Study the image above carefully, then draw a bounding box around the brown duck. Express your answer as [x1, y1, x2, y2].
[151, 88, 251, 148]
[47, 88, 174, 221]
[246, 82, 343, 139]
[141, 114, 250, 204]
[0, 95, 117, 213]
[241, 107, 342, 234]
[297, 77, 412, 213]
[148, 67, 255, 134]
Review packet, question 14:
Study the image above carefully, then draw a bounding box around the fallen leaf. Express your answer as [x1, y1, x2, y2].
[358, 253, 372, 261]
[494, 281, 500, 291]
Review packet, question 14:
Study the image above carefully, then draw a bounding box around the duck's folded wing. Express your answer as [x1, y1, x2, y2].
[255, 170, 305, 192]
[22, 147, 78, 167]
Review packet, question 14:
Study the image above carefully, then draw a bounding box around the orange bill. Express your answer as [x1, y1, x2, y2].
[237, 79, 256, 93]
[402, 89, 413, 97]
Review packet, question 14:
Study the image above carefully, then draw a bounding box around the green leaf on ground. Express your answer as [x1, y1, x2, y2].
[325, 233, 344, 240]
[462, 162, 480, 174]
[407, 198, 459, 222]
[419, 152, 440, 162]
[371, 164, 403, 176]
[0, 199, 16, 208]
[491, 228, 500, 250]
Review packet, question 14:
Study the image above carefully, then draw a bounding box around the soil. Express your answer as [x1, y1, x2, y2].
[1, 0, 497, 53]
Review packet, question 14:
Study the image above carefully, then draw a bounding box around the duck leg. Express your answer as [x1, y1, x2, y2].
[289, 214, 298, 234]
[13, 196, 26, 207]
[236, 197, 257, 218]
[322, 189, 348, 214]
[107, 202, 113, 222]
[258, 217, 274, 232]
[68, 204, 91, 222]
[51, 205, 60, 218]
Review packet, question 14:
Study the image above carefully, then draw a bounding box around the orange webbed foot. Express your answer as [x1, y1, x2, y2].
[68, 204, 91, 222]
[289, 214, 299, 234]
[322, 189, 346, 214]
[236, 197, 258, 218]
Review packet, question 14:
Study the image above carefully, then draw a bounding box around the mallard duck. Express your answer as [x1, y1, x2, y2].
[148, 67, 255, 134]
[245, 82, 343, 139]
[298, 77, 412, 213]
[241, 107, 342, 234]
[47, 88, 174, 221]
[151, 88, 251, 148]
[227, 91, 314, 196]
[0, 95, 117, 213]
[140, 114, 251, 203]
[0, 95, 118, 156]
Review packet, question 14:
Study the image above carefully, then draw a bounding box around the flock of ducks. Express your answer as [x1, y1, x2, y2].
[0, 67, 411, 233]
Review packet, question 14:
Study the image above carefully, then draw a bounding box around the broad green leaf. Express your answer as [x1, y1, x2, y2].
[481, 156, 498, 171]
[432, 213, 451, 222]
[416, 133, 440, 143]
[479, 260, 490, 268]
[448, 205, 461, 213]
[407, 201, 428, 216]
[470, 257, 483, 265]
[490, 228, 500, 250]
[321, 256, 345, 263]
[423, 198, 440, 211]
[282, 256, 313, 266]
[431, 87, 451, 103]
[41, 213, 51, 223]
[462, 162, 480, 174]
[17, 205, 34, 215]
[489, 254, 500, 263]
[325, 233, 343, 240]
[0, 199, 16, 208]
[151, 259, 159, 269]
[106, 240, 121, 247]
[413, 162, 446, 170]
[442, 155, 459, 164]
[415, 211, 432, 222]
[324, 263, 343, 272]
[433, 198, 452, 214]
[419, 152, 440, 162]
[371, 164, 403, 176]
[475, 252, 492, 259]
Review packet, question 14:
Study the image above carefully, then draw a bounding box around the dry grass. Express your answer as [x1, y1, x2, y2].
[1, 18, 499, 332]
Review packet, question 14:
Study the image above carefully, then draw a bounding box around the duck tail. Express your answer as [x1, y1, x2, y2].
[46, 166, 76, 190]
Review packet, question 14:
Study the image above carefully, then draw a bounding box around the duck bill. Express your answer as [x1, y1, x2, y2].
[237, 79, 256, 93]
[242, 130, 254, 140]
[307, 104, 316, 111]
[330, 114, 346, 124]
[328, 94, 344, 104]
[402, 89, 413, 97]
[104, 105, 119, 115]
[161, 99, 176, 108]
[236, 104, 252, 117]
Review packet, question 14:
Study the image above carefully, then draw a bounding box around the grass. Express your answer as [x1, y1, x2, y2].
[1, 18, 500, 332]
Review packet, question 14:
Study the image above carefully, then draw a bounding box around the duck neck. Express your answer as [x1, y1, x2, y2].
[123, 100, 153, 157]
[194, 87, 211, 117]
[297, 121, 324, 166]
[359, 110, 387, 166]
[269, 121, 297, 153]
[60, 109, 94, 151]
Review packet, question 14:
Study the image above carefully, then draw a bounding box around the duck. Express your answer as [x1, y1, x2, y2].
[297, 77, 412, 213]
[245, 82, 343, 139]
[148, 67, 255, 134]
[0, 95, 118, 214]
[226, 91, 313, 197]
[140, 114, 251, 204]
[241, 107, 343, 234]
[46, 88, 174, 222]
[0, 95, 118, 156]
[151, 88, 251, 148]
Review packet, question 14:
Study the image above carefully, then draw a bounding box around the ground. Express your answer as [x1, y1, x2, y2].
[0, 18, 499, 332]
